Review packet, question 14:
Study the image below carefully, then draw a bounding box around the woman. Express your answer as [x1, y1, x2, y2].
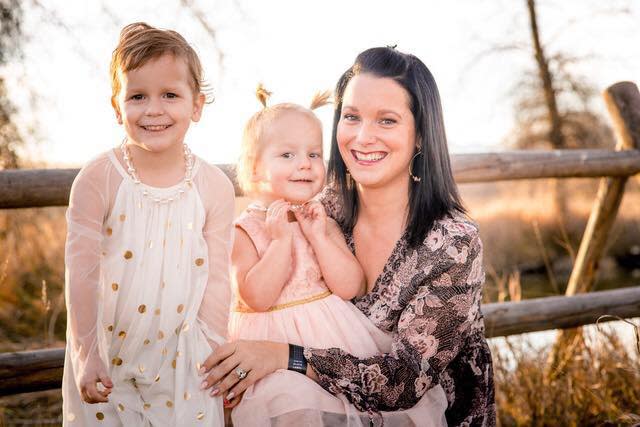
[202, 47, 496, 426]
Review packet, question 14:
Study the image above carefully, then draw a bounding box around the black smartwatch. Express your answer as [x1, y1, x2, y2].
[287, 344, 308, 375]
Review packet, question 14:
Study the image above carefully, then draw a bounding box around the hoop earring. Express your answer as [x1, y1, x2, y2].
[409, 151, 422, 183]
[346, 170, 354, 191]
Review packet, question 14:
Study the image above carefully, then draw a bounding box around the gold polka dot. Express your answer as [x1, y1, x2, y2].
[106, 227, 113, 236]
[112, 357, 123, 366]
[172, 359, 176, 369]
[119, 214, 126, 222]
[177, 304, 184, 313]
[157, 330, 165, 339]
[182, 323, 190, 332]
[184, 391, 191, 400]
[195, 258, 204, 266]
[107, 325, 113, 332]
[118, 330, 126, 339]
[161, 281, 166, 289]
[138, 201, 143, 209]
[176, 351, 182, 357]
[187, 222, 193, 230]
[162, 347, 168, 356]
[138, 364, 145, 373]
[197, 411, 205, 420]
[166, 400, 173, 408]
[148, 240, 153, 249]
[117, 403, 125, 412]
[166, 220, 172, 229]
[68, 412, 76, 421]
[154, 374, 160, 382]
[143, 338, 150, 345]
[143, 403, 151, 410]
[154, 308, 161, 315]
[138, 304, 146, 314]
[175, 326, 180, 336]
[196, 362, 201, 371]
[111, 282, 119, 291]
[96, 412, 105, 420]
[124, 250, 133, 260]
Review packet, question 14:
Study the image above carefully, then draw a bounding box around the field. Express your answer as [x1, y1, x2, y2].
[0, 178, 639, 426]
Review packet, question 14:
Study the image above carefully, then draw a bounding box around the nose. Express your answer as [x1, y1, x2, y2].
[355, 121, 377, 145]
[145, 97, 164, 116]
[297, 154, 311, 170]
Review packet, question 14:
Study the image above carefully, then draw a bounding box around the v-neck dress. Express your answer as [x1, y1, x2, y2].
[303, 187, 496, 427]
[61, 149, 234, 426]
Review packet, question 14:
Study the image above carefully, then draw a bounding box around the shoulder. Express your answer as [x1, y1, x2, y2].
[317, 185, 344, 223]
[71, 150, 116, 189]
[423, 212, 481, 251]
[195, 157, 235, 196]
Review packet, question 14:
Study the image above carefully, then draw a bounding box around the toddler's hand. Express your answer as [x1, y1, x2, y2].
[76, 354, 113, 404]
[265, 199, 292, 241]
[295, 201, 327, 243]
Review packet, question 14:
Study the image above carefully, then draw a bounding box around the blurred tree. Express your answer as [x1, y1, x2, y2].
[0, 0, 24, 169]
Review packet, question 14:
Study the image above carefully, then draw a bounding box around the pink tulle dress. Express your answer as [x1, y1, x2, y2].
[227, 209, 448, 426]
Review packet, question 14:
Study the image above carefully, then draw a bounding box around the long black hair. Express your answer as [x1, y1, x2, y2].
[327, 47, 465, 248]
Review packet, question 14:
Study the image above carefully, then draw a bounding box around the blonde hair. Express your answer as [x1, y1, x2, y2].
[236, 84, 331, 195]
[110, 22, 210, 109]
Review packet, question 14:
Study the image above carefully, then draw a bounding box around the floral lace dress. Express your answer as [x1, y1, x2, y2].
[304, 188, 496, 427]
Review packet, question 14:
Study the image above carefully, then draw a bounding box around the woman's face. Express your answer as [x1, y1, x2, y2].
[336, 73, 417, 190]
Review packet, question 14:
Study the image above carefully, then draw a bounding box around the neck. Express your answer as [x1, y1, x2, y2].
[356, 176, 410, 228]
[128, 141, 185, 174]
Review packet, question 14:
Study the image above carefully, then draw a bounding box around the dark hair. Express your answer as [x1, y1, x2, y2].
[327, 47, 465, 248]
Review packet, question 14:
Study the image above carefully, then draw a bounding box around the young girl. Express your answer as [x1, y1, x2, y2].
[62, 23, 233, 426]
[226, 87, 429, 426]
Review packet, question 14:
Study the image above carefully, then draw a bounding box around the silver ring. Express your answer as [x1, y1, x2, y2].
[235, 367, 248, 380]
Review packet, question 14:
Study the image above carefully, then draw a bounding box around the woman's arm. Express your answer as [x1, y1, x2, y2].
[304, 227, 485, 412]
[234, 200, 293, 312]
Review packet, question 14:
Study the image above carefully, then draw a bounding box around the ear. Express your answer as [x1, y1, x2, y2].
[111, 97, 123, 125]
[191, 93, 206, 122]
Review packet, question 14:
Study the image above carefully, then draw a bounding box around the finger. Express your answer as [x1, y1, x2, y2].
[84, 382, 109, 404]
[225, 370, 258, 400]
[214, 367, 253, 396]
[203, 355, 240, 390]
[98, 373, 114, 389]
[201, 342, 237, 374]
[224, 391, 244, 408]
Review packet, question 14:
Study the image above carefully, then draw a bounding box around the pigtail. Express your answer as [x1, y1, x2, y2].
[309, 90, 332, 110]
[256, 84, 272, 109]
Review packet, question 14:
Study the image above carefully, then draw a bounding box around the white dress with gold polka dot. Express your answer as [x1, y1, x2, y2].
[62, 149, 234, 426]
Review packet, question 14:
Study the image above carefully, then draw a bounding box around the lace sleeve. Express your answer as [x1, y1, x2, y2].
[305, 225, 485, 412]
[318, 186, 345, 224]
[195, 162, 235, 345]
[64, 158, 112, 390]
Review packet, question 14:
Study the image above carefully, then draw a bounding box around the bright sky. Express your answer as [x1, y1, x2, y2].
[5, 0, 640, 167]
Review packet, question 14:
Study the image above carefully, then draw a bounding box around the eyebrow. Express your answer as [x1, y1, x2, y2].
[342, 105, 402, 117]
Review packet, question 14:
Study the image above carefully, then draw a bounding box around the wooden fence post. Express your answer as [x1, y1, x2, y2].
[545, 81, 640, 380]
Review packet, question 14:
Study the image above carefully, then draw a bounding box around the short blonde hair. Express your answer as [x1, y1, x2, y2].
[236, 85, 331, 195]
[110, 22, 208, 108]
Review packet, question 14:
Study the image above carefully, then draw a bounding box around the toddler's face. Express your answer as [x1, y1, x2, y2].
[253, 111, 326, 205]
[113, 54, 204, 153]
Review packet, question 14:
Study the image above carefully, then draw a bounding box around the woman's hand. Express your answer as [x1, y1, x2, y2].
[76, 354, 113, 404]
[295, 201, 328, 244]
[200, 340, 289, 400]
[265, 200, 292, 241]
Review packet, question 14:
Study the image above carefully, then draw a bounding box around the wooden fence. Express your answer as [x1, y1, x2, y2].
[0, 81, 639, 396]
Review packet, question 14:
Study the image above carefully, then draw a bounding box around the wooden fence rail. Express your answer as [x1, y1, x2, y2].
[1, 149, 640, 209]
[1, 286, 638, 397]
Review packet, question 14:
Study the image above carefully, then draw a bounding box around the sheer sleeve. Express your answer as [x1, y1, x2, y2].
[318, 186, 345, 225]
[65, 154, 118, 390]
[305, 222, 485, 412]
[194, 161, 235, 345]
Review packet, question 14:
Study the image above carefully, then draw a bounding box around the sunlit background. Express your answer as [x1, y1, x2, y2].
[4, 0, 639, 166]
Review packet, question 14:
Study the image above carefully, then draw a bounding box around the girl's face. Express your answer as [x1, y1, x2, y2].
[253, 111, 326, 205]
[336, 73, 417, 190]
[113, 54, 205, 153]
